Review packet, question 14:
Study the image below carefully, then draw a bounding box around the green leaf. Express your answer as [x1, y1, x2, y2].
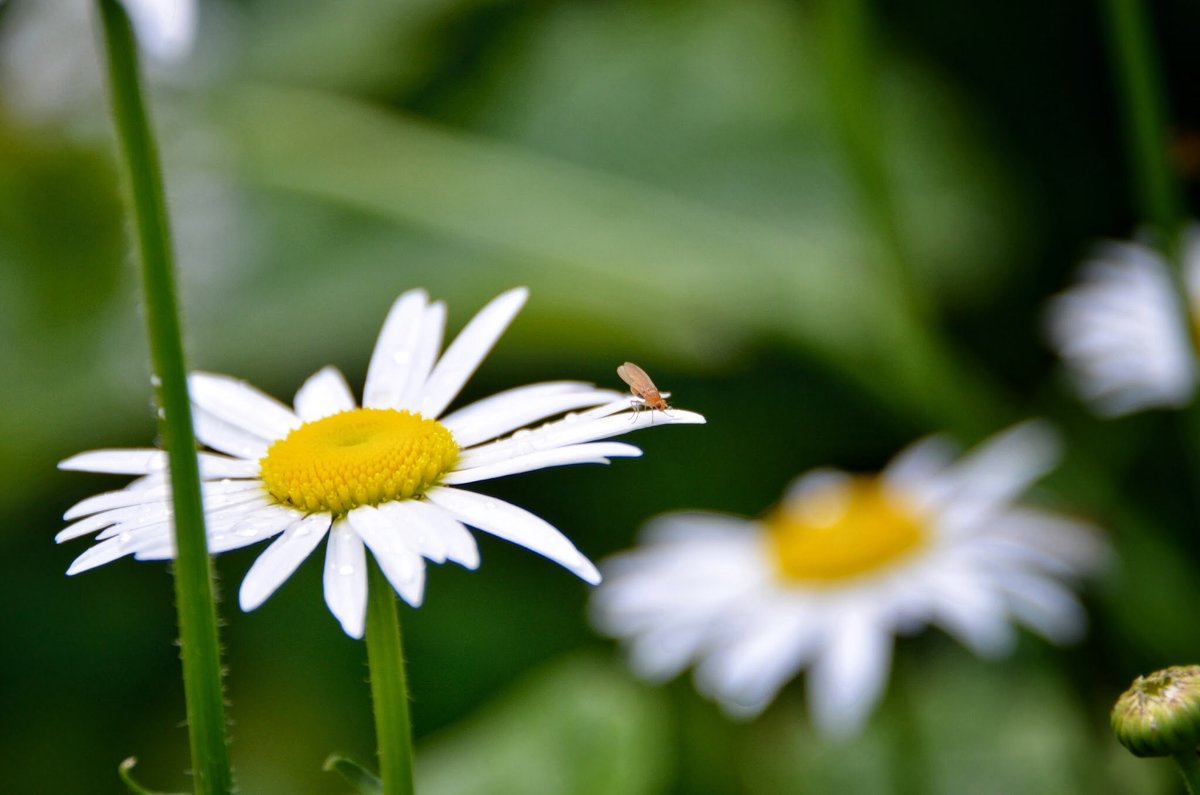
[415, 653, 672, 795]
[117, 758, 186, 795]
[323, 754, 383, 795]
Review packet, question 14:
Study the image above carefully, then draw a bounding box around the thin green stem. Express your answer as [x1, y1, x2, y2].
[365, 559, 415, 795]
[1101, 0, 1182, 256]
[96, 3, 233, 794]
[1173, 750, 1200, 795]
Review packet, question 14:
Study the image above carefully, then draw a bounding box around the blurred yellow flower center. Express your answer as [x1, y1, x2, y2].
[767, 476, 928, 582]
[259, 409, 458, 516]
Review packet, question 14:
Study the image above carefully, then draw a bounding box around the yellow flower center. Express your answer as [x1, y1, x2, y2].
[259, 408, 459, 516]
[766, 475, 928, 583]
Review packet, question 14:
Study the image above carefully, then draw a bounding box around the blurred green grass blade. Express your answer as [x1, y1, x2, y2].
[324, 755, 383, 795]
[415, 653, 672, 795]
[220, 83, 1008, 430]
[221, 83, 886, 360]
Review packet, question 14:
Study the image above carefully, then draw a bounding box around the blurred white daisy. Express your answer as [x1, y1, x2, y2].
[58, 287, 705, 637]
[1045, 226, 1200, 416]
[590, 422, 1107, 739]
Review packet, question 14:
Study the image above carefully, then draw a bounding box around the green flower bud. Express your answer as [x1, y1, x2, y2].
[1112, 666, 1200, 757]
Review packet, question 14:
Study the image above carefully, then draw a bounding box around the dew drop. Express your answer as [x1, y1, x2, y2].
[338, 564, 356, 576]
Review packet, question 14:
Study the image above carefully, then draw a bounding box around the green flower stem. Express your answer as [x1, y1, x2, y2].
[365, 558, 416, 795]
[96, 3, 233, 794]
[1174, 751, 1200, 795]
[1102, 0, 1182, 255]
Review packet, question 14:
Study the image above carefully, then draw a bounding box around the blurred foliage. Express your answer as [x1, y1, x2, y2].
[2, 0, 1200, 793]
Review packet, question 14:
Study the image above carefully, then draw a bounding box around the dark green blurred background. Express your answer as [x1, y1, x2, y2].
[3, 0, 1199, 792]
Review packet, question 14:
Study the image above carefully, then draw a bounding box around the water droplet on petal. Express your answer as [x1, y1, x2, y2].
[338, 564, 355, 576]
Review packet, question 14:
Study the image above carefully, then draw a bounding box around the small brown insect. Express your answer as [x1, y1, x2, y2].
[617, 362, 670, 413]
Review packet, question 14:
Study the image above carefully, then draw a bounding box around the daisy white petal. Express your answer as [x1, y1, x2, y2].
[443, 442, 641, 485]
[426, 486, 600, 583]
[348, 505, 426, 607]
[239, 514, 333, 611]
[294, 366, 356, 422]
[403, 500, 480, 569]
[191, 406, 275, 460]
[189, 372, 301, 439]
[58, 449, 259, 479]
[459, 406, 705, 470]
[397, 300, 446, 411]
[592, 422, 1107, 739]
[324, 521, 368, 639]
[419, 287, 529, 418]
[64, 478, 259, 521]
[363, 289, 430, 411]
[445, 383, 626, 448]
[67, 535, 136, 575]
[208, 504, 300, 554]
[57, 506, 153, 543]
[375, 501, 449, 564]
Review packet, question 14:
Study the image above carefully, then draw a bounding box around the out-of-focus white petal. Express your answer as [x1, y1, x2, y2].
[917, 420, 1059, 531]
[121, 0, 197, 62]
[239, 514, 332, 611]
[805, 608, 892, 740]
[1046, 238, 1196, 415]
[419, 287, 528, 419]
[323, 521, 368, 638]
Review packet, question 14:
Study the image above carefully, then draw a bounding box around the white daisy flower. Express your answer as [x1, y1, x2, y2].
[58, 287, 705, 638]
[590, 422, 1107, 739]
[1045, 226, 1200, 416]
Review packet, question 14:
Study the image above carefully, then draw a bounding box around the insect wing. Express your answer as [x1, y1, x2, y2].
[617, 362, 655, 392]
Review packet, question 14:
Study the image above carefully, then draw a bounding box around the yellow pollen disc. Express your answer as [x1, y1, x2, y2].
[766, 475, 928, 583]
[259, 408, 459, 516]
